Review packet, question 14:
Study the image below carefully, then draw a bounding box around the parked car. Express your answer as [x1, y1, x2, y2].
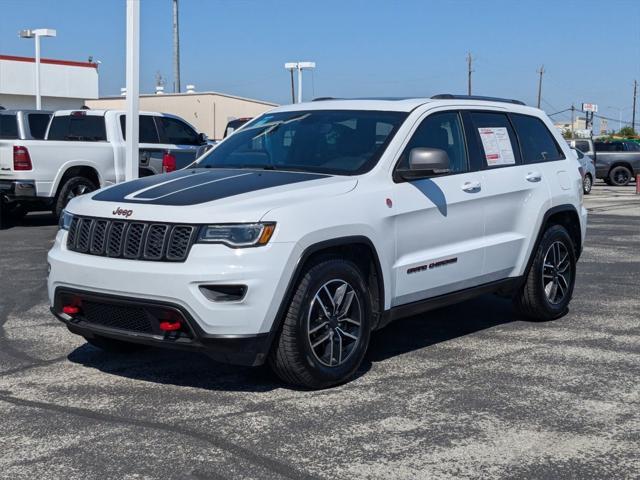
[223, 117, 252, 138]
[48, 95, 587, 388]
[566, 138, 640, 186]
[0, 109, 209, 220]
[569, 146, 595, 194]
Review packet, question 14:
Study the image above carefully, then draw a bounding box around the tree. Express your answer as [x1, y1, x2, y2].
[618, 126, 638, 137]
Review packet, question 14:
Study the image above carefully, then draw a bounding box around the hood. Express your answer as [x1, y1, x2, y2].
[69, 168, 357, 223]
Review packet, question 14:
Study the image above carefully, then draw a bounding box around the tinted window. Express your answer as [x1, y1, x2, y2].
[595, 142, 623, 152]
[0, 114, 19, 139]
[224, 118, 251, 138]
[48, 114, 106, 141]
[398, 111, 467, 174]
[574, 140, 590, 153]
[120, 115, 160, 143]
[158, 117, 199, 145]
[27, 113, 51, 139]
[197, 110, 407, 175]
[625, 142, 640, 152]
[510, 114, 564, 163]
[469, 112, 521, 167]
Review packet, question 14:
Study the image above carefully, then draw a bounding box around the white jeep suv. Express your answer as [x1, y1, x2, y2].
[48, 95, 587, 388]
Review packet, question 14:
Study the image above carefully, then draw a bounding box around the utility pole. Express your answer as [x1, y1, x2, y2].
[466, 52, 473, 96]
[536, 65, 545, 109]
[633, 80, 637, 132]
[570, 104, 575, 139]
[172, 0, 181, 93]
[288, 67, 295, 103]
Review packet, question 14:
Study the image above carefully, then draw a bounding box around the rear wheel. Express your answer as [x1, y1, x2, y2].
[608, 166, 632, 186]
[54, 176, 97, 218]
[583, 173, 593, 194]
[514, 225, 576, 321]
[84, 335, 148, 353]
[269, 258, 372, 389]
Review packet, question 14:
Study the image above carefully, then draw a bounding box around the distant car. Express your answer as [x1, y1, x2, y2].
[223, 117, 252, 138]
[572, 147, 595, 194]
[566, 138, 640, 186]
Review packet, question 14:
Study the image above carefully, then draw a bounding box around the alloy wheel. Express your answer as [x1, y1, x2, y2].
[66, 184, 91, 202]
[307, 279, 362, 367]
[542, 241, 572, 305]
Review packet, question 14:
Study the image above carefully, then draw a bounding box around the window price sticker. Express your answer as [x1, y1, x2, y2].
[478, 127, 515, 166]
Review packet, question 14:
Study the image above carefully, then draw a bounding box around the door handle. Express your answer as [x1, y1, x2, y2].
[462, 180, 481, 192]
[526, 172, 542, 183]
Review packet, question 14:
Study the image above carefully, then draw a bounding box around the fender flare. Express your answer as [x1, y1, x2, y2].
[51, 161, 105, 198]
[521, 203, 581, 285]
[262, 235, 385, 356]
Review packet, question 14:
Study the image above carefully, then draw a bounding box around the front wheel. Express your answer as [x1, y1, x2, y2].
[269, 258, 372, 389]
[54, 176, 97, 218]
[583, 173, 593, 194]
[608, 166, 632, 186]
[514, 225, 576, 321]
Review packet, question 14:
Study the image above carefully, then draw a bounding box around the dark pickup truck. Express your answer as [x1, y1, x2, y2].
[567, 139, 640, 186]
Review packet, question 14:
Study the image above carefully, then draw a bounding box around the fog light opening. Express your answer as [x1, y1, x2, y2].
[199, 285, 247, 302]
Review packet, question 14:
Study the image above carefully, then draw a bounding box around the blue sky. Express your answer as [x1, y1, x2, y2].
[0, 0, 638, 128]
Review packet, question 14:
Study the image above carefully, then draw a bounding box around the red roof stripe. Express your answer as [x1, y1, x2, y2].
[0, 54, 98, 69]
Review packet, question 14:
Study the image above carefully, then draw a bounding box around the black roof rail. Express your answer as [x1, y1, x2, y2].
[312, 97, 340, 102]
[431, 94, 526, 106]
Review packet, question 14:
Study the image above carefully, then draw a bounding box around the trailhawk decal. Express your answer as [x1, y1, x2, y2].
[407, 257, 458, 275]
[93, 169, 328, 206]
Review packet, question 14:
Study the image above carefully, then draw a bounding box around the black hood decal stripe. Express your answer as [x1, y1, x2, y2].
[93, 169, 329, 206]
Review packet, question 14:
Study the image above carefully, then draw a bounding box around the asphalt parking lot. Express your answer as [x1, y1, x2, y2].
[0, 182, 638, 480]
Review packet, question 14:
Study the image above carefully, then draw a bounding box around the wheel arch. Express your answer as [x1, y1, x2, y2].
[523, 204, 582, 281]
[265, 235, 386, 356]
[52, 163, 102, 198]
[608, 162, 635, 178]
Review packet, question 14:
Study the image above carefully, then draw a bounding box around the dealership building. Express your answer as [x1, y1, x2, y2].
[0, 54, 98, 110]
[86, 91, 278, 140]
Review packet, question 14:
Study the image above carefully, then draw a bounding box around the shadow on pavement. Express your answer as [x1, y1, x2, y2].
[0, 212, 58, 230]
[67, 293, 517, 391]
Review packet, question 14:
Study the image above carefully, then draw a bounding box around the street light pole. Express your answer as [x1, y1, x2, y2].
[19, 28, 56, 110]
[284, 62, 316, 103]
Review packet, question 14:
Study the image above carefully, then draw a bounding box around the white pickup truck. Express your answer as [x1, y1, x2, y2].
[0, 109, 210, 222]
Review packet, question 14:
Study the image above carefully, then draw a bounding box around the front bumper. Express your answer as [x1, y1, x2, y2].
[48, 229, 301, 337]
[52, 288, 270, 366]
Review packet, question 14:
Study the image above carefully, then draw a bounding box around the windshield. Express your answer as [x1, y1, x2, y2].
[196, 110, 407, 175]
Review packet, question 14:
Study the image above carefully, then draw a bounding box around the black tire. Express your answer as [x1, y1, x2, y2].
[583, 173, 593, 194]
[514, 225, 576, 321]
[268, 258, 372, 389]
[54, 176, 97, 218]
[84, 335, 148, 353]
[608, 166, 632, 186]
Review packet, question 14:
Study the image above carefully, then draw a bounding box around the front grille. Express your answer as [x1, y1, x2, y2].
[67, 216, 197, 262]
[82, 301, 153, 333]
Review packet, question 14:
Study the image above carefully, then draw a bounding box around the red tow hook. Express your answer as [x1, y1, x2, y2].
[159, 321, 182, 332]
[62, 305, 81, 315]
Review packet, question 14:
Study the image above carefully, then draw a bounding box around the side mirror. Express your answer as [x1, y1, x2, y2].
[197, 132, 208, 145]
[397, 147, 450, 180]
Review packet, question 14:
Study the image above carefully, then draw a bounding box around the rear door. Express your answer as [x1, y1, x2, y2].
[156, 116, 204, 169]
[119, 114, 163, 176]
[467, 110, 552, 279]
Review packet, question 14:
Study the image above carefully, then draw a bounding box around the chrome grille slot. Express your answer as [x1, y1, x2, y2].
[66, 216, 196, 262]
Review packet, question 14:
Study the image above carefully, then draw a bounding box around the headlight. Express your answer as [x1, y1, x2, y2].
[197, 223, 276, 248]
[59, 210, 74, 230]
